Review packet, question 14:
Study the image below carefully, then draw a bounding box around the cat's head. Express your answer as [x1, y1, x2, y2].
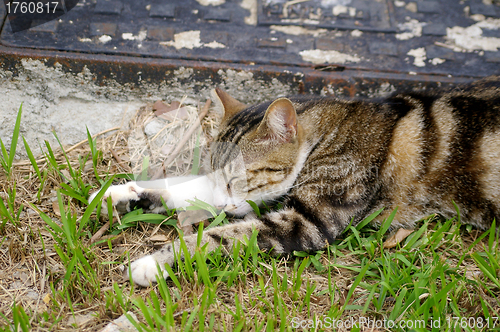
[207, 88, 306, 216]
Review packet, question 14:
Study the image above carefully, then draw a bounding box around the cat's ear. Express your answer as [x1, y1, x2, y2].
[212, 88, 247, 121]
[258, 98, 297, 143]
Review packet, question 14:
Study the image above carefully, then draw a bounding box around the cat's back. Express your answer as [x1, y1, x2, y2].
[378, 76, 500, 229]
[287, 77, 500, 230]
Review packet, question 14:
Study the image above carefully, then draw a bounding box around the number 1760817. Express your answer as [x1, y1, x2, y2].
[5, 1, 59, 14]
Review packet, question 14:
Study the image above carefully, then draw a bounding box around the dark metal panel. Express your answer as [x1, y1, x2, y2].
[0, 0, 498, 93]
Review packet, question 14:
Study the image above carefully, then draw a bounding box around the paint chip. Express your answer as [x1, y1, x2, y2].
[241, 0, 257, 25]
[161, 30, 226, 49]
[447, 19, 500, 51]
[270, 25, 327, 37]
[196, 0, 225, 5]
[281, 18, 320, 25]
[122, 30, 147, 41]
[299, 49, 360, 64]
[396, 19, 424, 40]
[407, 47, 426, 67]
[405, 2, 417, 13]
[351, 29, 363, 37]
[321, 0, 352, 6]
[162, 31, 202, 49]
[204, 41, 226, 48]
[332, 5, 356, 16]
[431, 58, 446, 65]
[99, 35, 112, 44]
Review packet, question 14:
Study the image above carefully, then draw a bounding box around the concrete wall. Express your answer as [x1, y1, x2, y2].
[0, 58, 294, 158]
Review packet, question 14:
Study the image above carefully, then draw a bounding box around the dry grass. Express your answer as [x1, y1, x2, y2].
[0, 99, 215, 330]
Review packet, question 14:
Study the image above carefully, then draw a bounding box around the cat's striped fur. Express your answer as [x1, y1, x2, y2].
[91, 77, 500, 286]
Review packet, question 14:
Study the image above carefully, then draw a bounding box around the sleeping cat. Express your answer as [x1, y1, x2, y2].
[91, 77, 500, 287]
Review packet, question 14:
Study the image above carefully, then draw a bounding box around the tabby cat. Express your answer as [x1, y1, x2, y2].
[91, 77, 500, 287]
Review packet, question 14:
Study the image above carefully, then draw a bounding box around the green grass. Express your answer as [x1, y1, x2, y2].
[0, 103, 23, 180]
[0, 105, 499, 331]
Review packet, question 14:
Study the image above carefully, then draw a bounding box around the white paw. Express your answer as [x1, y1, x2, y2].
[89, 182, 144, 214]
[123, 255, 169, 287]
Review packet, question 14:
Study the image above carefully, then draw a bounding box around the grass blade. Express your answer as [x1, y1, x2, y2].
[377, 207, 398, 240]
[53, 131, 76, 179]
[191, 129, 202, 175]
[22, 136, 41, 181]
[340, 259, 371, 313]
[0, 139, 8, 170]
[356, 207, 384, 231]
[0, 103, 23, 177]
[246, 200, 261, 218]
[78, 176, 115, 233]
[8, 103, 23, 169]
[206, 211, 227, 230]
[57, 190, 74, 250]
[472, 252, 500, 289]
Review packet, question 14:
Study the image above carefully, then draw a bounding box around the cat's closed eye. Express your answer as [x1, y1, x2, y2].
[227, 177, 245, 196]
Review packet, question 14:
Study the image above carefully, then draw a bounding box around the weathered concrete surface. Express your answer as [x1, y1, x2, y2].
[99, 312, 139, 332]
[0, 58, 293, 158]
[0, 59, 140, 157]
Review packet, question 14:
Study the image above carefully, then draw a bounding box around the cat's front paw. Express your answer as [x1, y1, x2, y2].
[89, 182, 144, 214]
[123, 255, 169, 287]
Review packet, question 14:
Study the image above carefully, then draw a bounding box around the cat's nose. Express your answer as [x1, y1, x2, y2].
[214, 204, 227, 211]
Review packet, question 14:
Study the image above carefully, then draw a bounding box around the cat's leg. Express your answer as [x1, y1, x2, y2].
[89, 175, 214, 214]
[125, 218, 260, 286]
[125, 203, 337, 286]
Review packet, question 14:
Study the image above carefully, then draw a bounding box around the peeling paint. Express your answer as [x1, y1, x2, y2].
[270, 25, 327, 37]
[475, 17, 500, 30]
[405, 2, 417, 13]
[204, 41, 226, 48]
[351, 29, 362, 37]
[309, 8, 322, 20]
[407, 47, 426, 67]
[161, 31, 202, 49]
[241, 0, 257, 25]
[463, 5, 470, 16]
[320, 0, 351, 6]
[332, 5, 356, 16]
[99, 35, 112, 44]
[122, 30, 147, 42]
[396, 19, 424, 40]
[196, 0, 225, 6]
[471, 14, 486, 21]
[447, 18, 500, 51]
[299, 49, 360, 64]
[431, 58, 446, 65]
[281, 18, 320, 25]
